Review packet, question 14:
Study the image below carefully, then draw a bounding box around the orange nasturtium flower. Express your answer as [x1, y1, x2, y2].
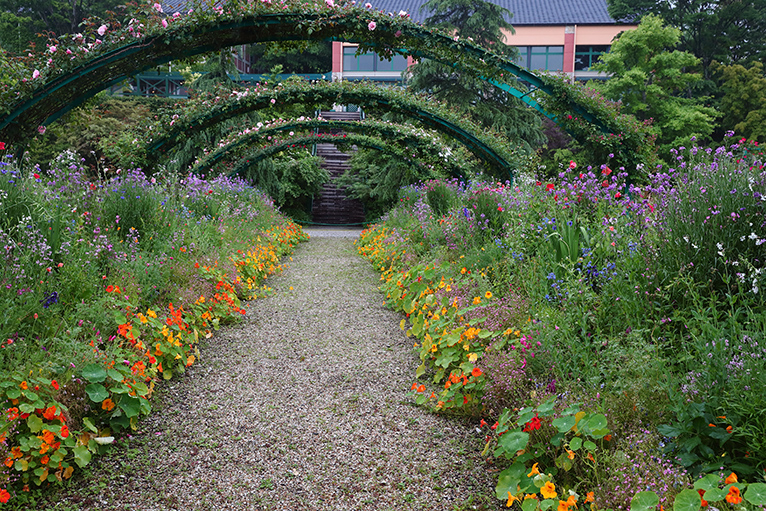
[19, 381, 27, 390]
[697, 489, 708, 507]
[102, 398, 116, 411]
[558, 500, 570, 511]
[725, 486, 743, 505]
[724, 472, 738, 485]
[471, 367, 483, 378]
[485, 291, 493, 299]
[541, 482, 557, 499]
[51, 380, 59, 391]
[566, 449, 575, 460]
[584, 492, 595, 504]
[527, 463, 540, 477]
[507, 492, 518, 507]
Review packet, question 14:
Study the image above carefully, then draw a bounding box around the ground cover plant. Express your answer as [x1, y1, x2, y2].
[0, 149, 308, 507]
[356, 135, 766, 510]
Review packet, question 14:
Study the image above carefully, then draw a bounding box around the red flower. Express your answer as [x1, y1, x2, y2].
[471, 367, 483, 378]
[33, 173, 40, 179]
[51, 380, 59, 390]
[0, 142, 5, 151]
[523, 413, 542, 432]
[43, 406, 57, 420]
[698, 489, 708, 507]
[615, 192, 622, 199]
[0, 488, 10, 503]
[106, 285, 114, 293]
[546, 183, 555, 191]
[60, 424, 69, 438]
[602, 167, 612, 175]
[463, 395, 469, 404]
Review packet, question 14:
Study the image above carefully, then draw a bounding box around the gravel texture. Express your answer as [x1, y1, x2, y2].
[41, 228, 497, 510]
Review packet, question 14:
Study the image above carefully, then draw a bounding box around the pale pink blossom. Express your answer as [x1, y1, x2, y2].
[325, 0, 334, 6]
[365, 2, 371, 7]
[368, 21, 376, 30]
[153, 2, 163, 12]
[48, 45, 57, 53]
[162, 19, 168, 28]
[97, 24, 107, 36]
[32, 69, 40, 79]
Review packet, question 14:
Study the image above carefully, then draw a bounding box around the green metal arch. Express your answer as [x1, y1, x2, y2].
[0, 5, 610, 148]
[146, 81, 519, 176]
[191, 118, 465, 175]
[223, 133, 429, 180]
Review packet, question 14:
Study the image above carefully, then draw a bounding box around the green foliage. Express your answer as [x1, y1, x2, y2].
[590, 14, 719, 157]
[714, 61, 766, 142]
[409, 0, 546, 154]
[244, 41, 332, 74]
[340, 148, 444, 221]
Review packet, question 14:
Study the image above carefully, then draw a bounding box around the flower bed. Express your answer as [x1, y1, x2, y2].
[0, 154, 307, 506]
[356, 138, 766, 509]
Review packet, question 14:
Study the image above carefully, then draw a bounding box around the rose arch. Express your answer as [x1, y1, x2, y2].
[0, 0, 654, 172]
[188, 117, 471, 177]
[137, 80, 521, 177]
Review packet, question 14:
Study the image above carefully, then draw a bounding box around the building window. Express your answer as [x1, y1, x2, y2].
[515, 46, 564, 72]
[343, 47, 408, 72]
[574, 45, 610, 71]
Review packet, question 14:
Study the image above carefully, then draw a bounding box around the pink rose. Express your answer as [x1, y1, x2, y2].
[97, 24, 107, 36]
[368, 21, 376, 30]
[32, 69, 40, 79]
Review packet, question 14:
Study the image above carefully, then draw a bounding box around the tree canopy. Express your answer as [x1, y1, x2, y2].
[591, 14, 718, 155]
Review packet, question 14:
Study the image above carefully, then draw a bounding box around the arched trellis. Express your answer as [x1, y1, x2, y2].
[149, 94, 503, 174]
[218, 133, 433, 180]
[191, 120, 464, 176]
[0, 0, 647, 170]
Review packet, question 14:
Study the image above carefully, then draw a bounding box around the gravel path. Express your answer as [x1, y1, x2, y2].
[42, 228, 497, 511]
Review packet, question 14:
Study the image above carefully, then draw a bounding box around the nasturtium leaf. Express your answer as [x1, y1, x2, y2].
[522, 497, 538, 511]
[495, 462, 526, 500]
[498, 431, 530, 455]
[569, 437, 583, 451]
[27, 414, 43, 433]
[113, 313, 127, 325]
[23, 391, 38, 401]
[673, 488, 702, 511]
[82, 417, 98, 433]
[584, 440, 597, 451]
[81, 363, 107, 383]
[701, 488, 724, 502]
[693, 474, 720, 492]
[119, 396, 141, 418]
[552, 415, 577, 433]
[73, 446, 91, 468]
[631, 491, 659, 511]
[537, 397, 556, 415]
[163, 369, 173, 380]
[19, 403, 36, 413]
[416, 363, 426, 378]
[107, 369, 124, 382]
[84, 383, 109, 403]
[585, 414, 607, 431]
[6, 389, 21, 399]
[744, 483, 766, 506]
[541, 499, 555, 510]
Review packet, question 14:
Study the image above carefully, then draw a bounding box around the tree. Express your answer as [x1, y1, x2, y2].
[606, 0, 766, 80]
[714, 60, 766, 142]
[245, 41, 332, 75]
[407, 0, 546, 155]
[590, 14, 718, 155]
[0, 0, 124, 53]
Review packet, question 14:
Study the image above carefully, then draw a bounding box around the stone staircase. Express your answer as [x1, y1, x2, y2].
[310, 111, 365, 225]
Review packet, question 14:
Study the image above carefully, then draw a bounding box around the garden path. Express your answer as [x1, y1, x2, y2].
[42, 228, 496, 511]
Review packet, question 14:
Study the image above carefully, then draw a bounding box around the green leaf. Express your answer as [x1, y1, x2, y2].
[522, 497, 539, 511]
[541, 499, 555, 511]
[701, 488, 724, 502]
[119, 396, 141, 418]
[495, 462, 526, 500]
[693, 474, 720, 492]
[163, 369, 173, 380]
[19, 403, 36, 413]
[569, 437, 583, 451]
[415, 363, 426, 378]
[673, 488, 702, 511]
[73, 446, 92, 468]
[536, 397, 556, 416]
[81, 363, 107, 383]
[744, 483, 766, 506]
[497, 431, 530, 455]
[27, 414, 43, 433]
[584, 413, 608, 431]
[107, 368, 124, 382]
[552, 415, 577, 433]
[584, 440, 597, 451]
[85, 383, 109, 404]
[6, 388, 21, 399]
[23, 391, 39, 401]
[630, 491, 659, 511]
[82, 417, 98, 433]
[114, 313, 127, 325]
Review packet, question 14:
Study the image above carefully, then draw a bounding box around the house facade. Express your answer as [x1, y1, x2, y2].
[333, 0, 636, 84]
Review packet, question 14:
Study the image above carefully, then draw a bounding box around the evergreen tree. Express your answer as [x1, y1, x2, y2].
[407, 0, 546, 156]
[714, 60, 766, 142]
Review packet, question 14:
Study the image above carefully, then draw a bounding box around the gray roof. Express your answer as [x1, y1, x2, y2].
[161, 0, 621, 25]
[366, 0, 620, 25]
